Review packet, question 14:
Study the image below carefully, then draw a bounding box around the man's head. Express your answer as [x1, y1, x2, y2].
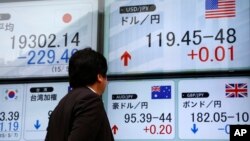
[69, 48, 108, 95]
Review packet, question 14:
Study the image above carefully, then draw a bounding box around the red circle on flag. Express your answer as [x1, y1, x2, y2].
[63, 13, 72, 23]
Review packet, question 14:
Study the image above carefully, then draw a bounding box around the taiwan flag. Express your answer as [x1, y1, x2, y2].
[151, 86, 171, 99]
[5, 89, 18, 101]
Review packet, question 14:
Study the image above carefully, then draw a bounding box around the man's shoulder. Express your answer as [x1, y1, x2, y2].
[70, 87, 99, 99]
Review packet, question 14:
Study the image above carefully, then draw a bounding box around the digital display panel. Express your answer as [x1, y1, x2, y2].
[0, 82, 69, 141]
[105, 0, 250, 74]
[1, 0, 249, 141]
[104, 77, 250, 141]
[0, 0, 98, 78]
[107, 80, 175, 140]
[0, 84, 24, 140]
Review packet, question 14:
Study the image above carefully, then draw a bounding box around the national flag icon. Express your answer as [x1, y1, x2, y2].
[55, 9, 84, 27]
[225, 83, 248, 98]
[62, 13, 73, 24]
[205, 0, 236, 19]
[151, 86, 171, 99]
[4, 89, 18, 100]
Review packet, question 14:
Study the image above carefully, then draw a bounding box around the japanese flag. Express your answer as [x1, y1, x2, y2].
[54, 8, 89, 28]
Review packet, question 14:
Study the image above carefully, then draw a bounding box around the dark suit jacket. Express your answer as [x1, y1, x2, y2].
[45, 87, 114, 141]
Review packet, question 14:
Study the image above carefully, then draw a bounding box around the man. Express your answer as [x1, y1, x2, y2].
[45, 48, 114, 141]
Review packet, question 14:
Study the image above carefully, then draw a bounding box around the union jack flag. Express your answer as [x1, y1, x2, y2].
[225, 83, 248, 98]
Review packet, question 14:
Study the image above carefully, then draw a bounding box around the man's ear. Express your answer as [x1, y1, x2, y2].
[97, 74, 102, 83]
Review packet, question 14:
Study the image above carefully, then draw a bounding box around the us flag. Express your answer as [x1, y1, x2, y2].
[225, 83, 248, 98]
[205, 0, 236, 19]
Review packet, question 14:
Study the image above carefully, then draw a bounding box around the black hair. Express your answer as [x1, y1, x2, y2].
[68, 47, 107, 88]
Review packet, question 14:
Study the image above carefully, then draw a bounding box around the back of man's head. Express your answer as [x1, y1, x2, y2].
[68, 48, 107, 88]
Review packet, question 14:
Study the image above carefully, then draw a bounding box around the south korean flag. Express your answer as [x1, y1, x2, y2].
[5, 89, 18, 101]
